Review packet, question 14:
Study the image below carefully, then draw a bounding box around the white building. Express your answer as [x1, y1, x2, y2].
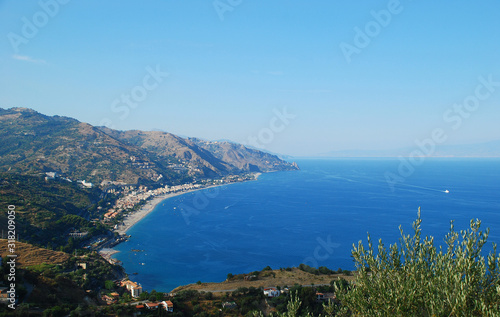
[263, 287, 281, 298]
[121, 280, 143, 298]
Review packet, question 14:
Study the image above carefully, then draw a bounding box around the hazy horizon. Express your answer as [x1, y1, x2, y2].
[2, 1, 500, 156]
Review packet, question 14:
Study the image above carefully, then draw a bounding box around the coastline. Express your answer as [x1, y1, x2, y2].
[114, 173, 262, 236]
[114, 190, 189, 235]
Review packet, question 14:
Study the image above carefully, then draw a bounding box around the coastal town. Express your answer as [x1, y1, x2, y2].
[103, 173, 259, 229]
[76, 173, 262, 261]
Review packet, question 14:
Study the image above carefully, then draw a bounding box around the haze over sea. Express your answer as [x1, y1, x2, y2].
[113, 159, 500, 292]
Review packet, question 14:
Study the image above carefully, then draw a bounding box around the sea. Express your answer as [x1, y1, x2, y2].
[112, 158, 500, 292]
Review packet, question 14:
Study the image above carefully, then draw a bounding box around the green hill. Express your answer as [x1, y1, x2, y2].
[0, 172, 108, 250]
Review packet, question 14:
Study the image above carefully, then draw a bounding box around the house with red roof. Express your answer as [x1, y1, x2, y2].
[146, 302, 161, 310]
[263, 287, 281, 298]
[162, 300, 174, 312]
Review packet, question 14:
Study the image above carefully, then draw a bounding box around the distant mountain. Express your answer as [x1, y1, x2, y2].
[320, 141, 500, 158]
[0, 107, 298, 186]
[189, 137, 300, 172]
[431, 140, 500, 157]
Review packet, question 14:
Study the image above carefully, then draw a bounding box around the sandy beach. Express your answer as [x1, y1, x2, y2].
[99, 248, 119, 260]
[115, 174, 262, 236]
[115, 191, 190, 235]
[111, 175, 262, 249]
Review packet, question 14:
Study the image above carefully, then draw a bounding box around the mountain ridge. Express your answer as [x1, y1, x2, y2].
[0, 107, 298, 187]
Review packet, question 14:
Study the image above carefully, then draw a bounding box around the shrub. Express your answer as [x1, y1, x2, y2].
[336, 208, 500, 316]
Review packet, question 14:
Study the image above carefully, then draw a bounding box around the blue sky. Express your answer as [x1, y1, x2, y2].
[1, 1, 499, 156]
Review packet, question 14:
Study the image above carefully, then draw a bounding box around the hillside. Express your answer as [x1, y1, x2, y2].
[98, 128, 236, 177]
[0, 172, 109, 250]
[0, 240, 123, 313]
[0, 107, 298, 187]
[0, 107, 166, 186]
[190, 138, 300, 172]
[99, 129, 299, 177]
[172, 267, 354, 294]
[0, 240, 69, 267]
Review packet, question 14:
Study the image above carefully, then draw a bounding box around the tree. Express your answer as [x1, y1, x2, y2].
[121, 292, 132, 303]
[336, 208, 500, 316]
[105, 280, 114, 290]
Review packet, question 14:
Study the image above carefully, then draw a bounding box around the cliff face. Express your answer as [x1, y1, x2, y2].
[0, 107, 298, 186]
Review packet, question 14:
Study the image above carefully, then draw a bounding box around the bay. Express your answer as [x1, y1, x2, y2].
[113, 158, 500, 292]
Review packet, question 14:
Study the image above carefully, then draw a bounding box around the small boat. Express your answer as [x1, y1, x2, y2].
[132, 272, 138, 275]
[444, 190, 450, 193]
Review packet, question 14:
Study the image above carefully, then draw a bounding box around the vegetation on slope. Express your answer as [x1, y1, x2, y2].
[0, 172, 109, 251]
[0, 245, 123, 316]
[0, 107, 167, 186]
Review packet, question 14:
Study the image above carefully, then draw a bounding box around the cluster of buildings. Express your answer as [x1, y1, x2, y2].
[69, 231, 88, 238]
[136, 301, 174, 312]
[101, 292, 120, 305]
[44, 171, 93, 188]
[101, 280, 174, 312]
[262, 287, 335, 302]
[103, 183, 201, 221]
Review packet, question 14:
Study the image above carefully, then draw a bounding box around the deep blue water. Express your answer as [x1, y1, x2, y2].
[113, 159, 500, 292]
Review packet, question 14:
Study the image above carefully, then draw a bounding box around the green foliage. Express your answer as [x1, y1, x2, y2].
[336, 208, 500, 316]
[105, 280, 114, 290]
[0, 172, 109, 250]
[298, 264, 335, 275]
[253, 292, 315, 317]
[42, 305, 69, 317]
[138, 290, 150, 301]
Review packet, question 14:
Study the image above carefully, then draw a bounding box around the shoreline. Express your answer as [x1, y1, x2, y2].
[114, 173, 263, 236]
[114, 190, 191, 235]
